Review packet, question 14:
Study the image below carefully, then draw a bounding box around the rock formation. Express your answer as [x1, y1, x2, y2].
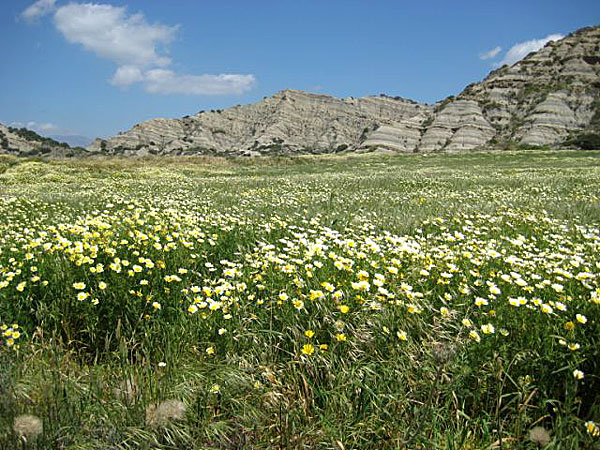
[4, 26, 599, 157]
[0, 124, 87, 157]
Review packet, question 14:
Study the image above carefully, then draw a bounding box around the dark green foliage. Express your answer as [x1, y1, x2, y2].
[7, 127, 69, 148]
[564, 133, 600, 150]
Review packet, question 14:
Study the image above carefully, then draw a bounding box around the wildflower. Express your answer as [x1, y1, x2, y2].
[304, 330, 315, 338]
[469, 330, 481, 343]
[218, 328, 227, 335]
[293, 299, 304, 310]
[209, 384, 220, 394]
[576, 314, 587, 324]
[573, 369, 584, 380]
[73, 282, 86, 290]
[77, 292, 89, 301]
[397, 330, 407, 341]
[152, 301, 161, 310]
[481, 323, 495, 335]
[301, 344, 315, 355]
[338, 305, 350, 314]
[474, 297, 488, 307]
[489, 285, 501, 295]
[206, 346, 215, 355]
[98, 281, 107, 290]
[568, 343, 580, 351]
[336, 333, 347, 342]
[158, 362, 166, 367]
[439, 306, 450, 315]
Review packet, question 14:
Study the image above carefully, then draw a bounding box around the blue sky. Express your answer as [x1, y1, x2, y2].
[1, 0, 598, 141]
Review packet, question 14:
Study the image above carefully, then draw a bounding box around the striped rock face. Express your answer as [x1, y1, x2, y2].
[7, 26, 598, 157]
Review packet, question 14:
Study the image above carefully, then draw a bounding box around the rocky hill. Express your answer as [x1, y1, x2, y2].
[87, 26, 599, 156]
[0, 124, 88, 157]
[5, 26, 599, 157]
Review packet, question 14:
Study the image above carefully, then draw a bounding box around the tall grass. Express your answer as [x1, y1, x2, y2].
[1, 150, 599, 448]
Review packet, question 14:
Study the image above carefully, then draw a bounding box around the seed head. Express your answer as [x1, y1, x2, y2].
[146, 399, 186, 428]
[13, 415, 43, 442]
[432, 342, 455, 364]
[528, 426, 551, 447]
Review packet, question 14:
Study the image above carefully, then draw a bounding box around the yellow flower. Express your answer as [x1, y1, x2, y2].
[152, 301, 161, 310]
[573, 369, 584, 380]
[77, 292, 89, 301]
[474, 297, 488, 307]
[304, 330, 315, 338]
[98, 281, 107, 290]
[338, 305, 350, 314]
[206, 346, 215, 355]
[481, 323, 495, 335]
[319, 344, 328, 351]
[73, 282, 86, 290]
[576, 314, 587, 324]
[335, 333, 347, 342]
[397, 330, 407, 341]
[209, 384, 220, 393]
[293, 299, 304, 310]
[564, 321, 575, 331]
[469, 330, 481, 343]
[301, 344, 315, 355]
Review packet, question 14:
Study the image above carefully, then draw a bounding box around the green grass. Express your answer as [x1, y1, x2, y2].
[0, 150, 599, 448]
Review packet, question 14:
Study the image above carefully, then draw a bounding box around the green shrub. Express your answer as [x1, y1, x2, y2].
[565, 133, 600, 150]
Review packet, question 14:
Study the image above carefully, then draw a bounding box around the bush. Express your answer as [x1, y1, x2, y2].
[565, 133, 600, 150]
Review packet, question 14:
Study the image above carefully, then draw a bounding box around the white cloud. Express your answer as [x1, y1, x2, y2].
[479, 46, 501, 60]
[54, 3, 176, 68]
[110, 65, 145, 87]
[21, 0, 56, 23]
[498, 33, 564, 66]
[21, 2, 257, 96]
[35, 2, 257, 95]
[144, 70, 256, 95]
[10, 121, 59, 134]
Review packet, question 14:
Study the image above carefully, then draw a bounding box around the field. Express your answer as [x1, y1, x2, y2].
[0, 150, 599, 449]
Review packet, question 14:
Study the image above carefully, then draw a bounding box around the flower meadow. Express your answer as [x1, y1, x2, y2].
[0, 151, 599, 448]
